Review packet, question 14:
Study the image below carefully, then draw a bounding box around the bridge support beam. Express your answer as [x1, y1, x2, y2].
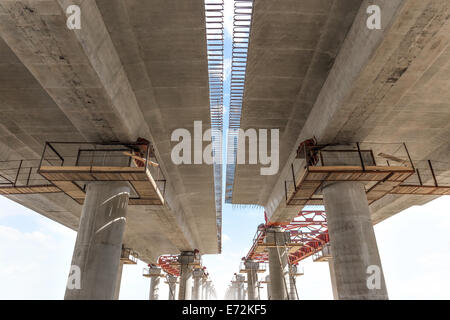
[244, 260, 259, 300]
[65, 182, 131, 300]
[266, 227, 290, 300]
[178, 251, 195, 300]
[323, 181, 388, 300]
[167, 274, 177, 300]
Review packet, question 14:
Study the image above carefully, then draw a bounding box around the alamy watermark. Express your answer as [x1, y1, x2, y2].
[366, 264, 382, 290]
[171, 121, 279, 176]
[66, 265, 81, 290]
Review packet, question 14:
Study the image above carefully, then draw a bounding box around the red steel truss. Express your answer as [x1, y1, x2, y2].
[246, 210, 329, 265]
[157, 253, 207, 278]
[157, 254, 181, 276]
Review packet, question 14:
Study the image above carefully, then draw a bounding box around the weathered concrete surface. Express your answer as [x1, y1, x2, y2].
[323, 181, 388, 300]
[230, 0, 450, 225]
[65, 181, 130, 300]
[244, 260, 259, 300]
[0, 0, 219, 264]
[231, 0, 364, 204]
[265, 227, 290, 300]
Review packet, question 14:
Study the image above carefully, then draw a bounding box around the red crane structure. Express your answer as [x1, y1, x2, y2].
[156, 253, 206, 277]
[245, 210, 329, 265]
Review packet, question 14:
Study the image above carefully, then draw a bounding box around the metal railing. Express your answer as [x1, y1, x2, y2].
[38, 141, 166, 196]
[0, 159, 52, 188]
[284, 142, 415, 203]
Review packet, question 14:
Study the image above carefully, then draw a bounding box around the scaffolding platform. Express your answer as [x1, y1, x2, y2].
[39, 166, 164, 205]
[239, 262, 267, 274]
[285, 142, 415, 206]
[0, 185, 60, 195]
[0, 142, 166, 206]
[313, 243, 332, 262]
[120, 247, 139, 265]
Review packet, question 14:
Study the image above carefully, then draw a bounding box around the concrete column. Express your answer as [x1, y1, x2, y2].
[167, 274, 177, 300]
[201, 278, 206, 300]
[205, 280, 211, 300]
[328, 258, 339, 300]
[178, 251, 195, 300]
[230, 282, 237, 300]
[288, 264, 298, 300]
[235, 275, 245, 300]
[265, 275, 271, 300]
[148, 267, 161, 300]
[244, 260, 259, 300]
[65, 181, 131, 300]
[192, 268, 203, 300]
[113, 261, 124, 300]
[288, 274, 297, 300]
[266, 227, 290, 300]
[323, 181, 388, 300]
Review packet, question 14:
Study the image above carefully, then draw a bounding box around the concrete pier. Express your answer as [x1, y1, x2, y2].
[328, 258, 339, 300]
[288, 265, 298, 300]
[167, 274, 177, 300]
[205, 280, 212, 300]
[236, 275, 245, 300]
[323, 181, 388, 300]
[266, 227, 290, 300]
[201, 278, 206, 300]
[178, 252, 195, 300]
[244, 260, 259, 300]
[113, 261, 124, 300]
[192, 268, 203, 300]
[265, 275, 271, 300]
[65, 182, 131, 300]
[148, 267, 161, 300]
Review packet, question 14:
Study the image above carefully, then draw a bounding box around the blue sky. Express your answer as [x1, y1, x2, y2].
[0, 1, 449, 300]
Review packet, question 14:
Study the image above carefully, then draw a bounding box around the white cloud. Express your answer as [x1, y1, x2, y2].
[222, 233, 231, 242]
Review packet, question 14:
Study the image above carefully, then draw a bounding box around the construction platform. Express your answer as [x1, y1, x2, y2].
[0, 142, 166, 206]
[120, 247, 139, 265]
[285, 143, 417, 206]
[157, 254, 202, 277]
[239, 262, 267, 274]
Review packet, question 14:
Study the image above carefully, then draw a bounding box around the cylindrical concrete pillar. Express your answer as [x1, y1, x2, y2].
[323, 181, 388, 300]
[113, 261, 124, 300]
[288, 275, 297, 300]
[328, 258, 339, 300]
[167, 274, 177, 300]
[192, 268, 203, 300]
[149, 276, 160, 300]
[245, 260, 259, 300]
[236, 275, 245, 300]
[288, 264, 298, 300]
[65, 181, 131, 300]
[205, 281, 212, 300]
[266, 227, 289, 300]
[265, 275, 271, 300]
[178, 252, 194, 300]
[201, 279, 206, 300]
